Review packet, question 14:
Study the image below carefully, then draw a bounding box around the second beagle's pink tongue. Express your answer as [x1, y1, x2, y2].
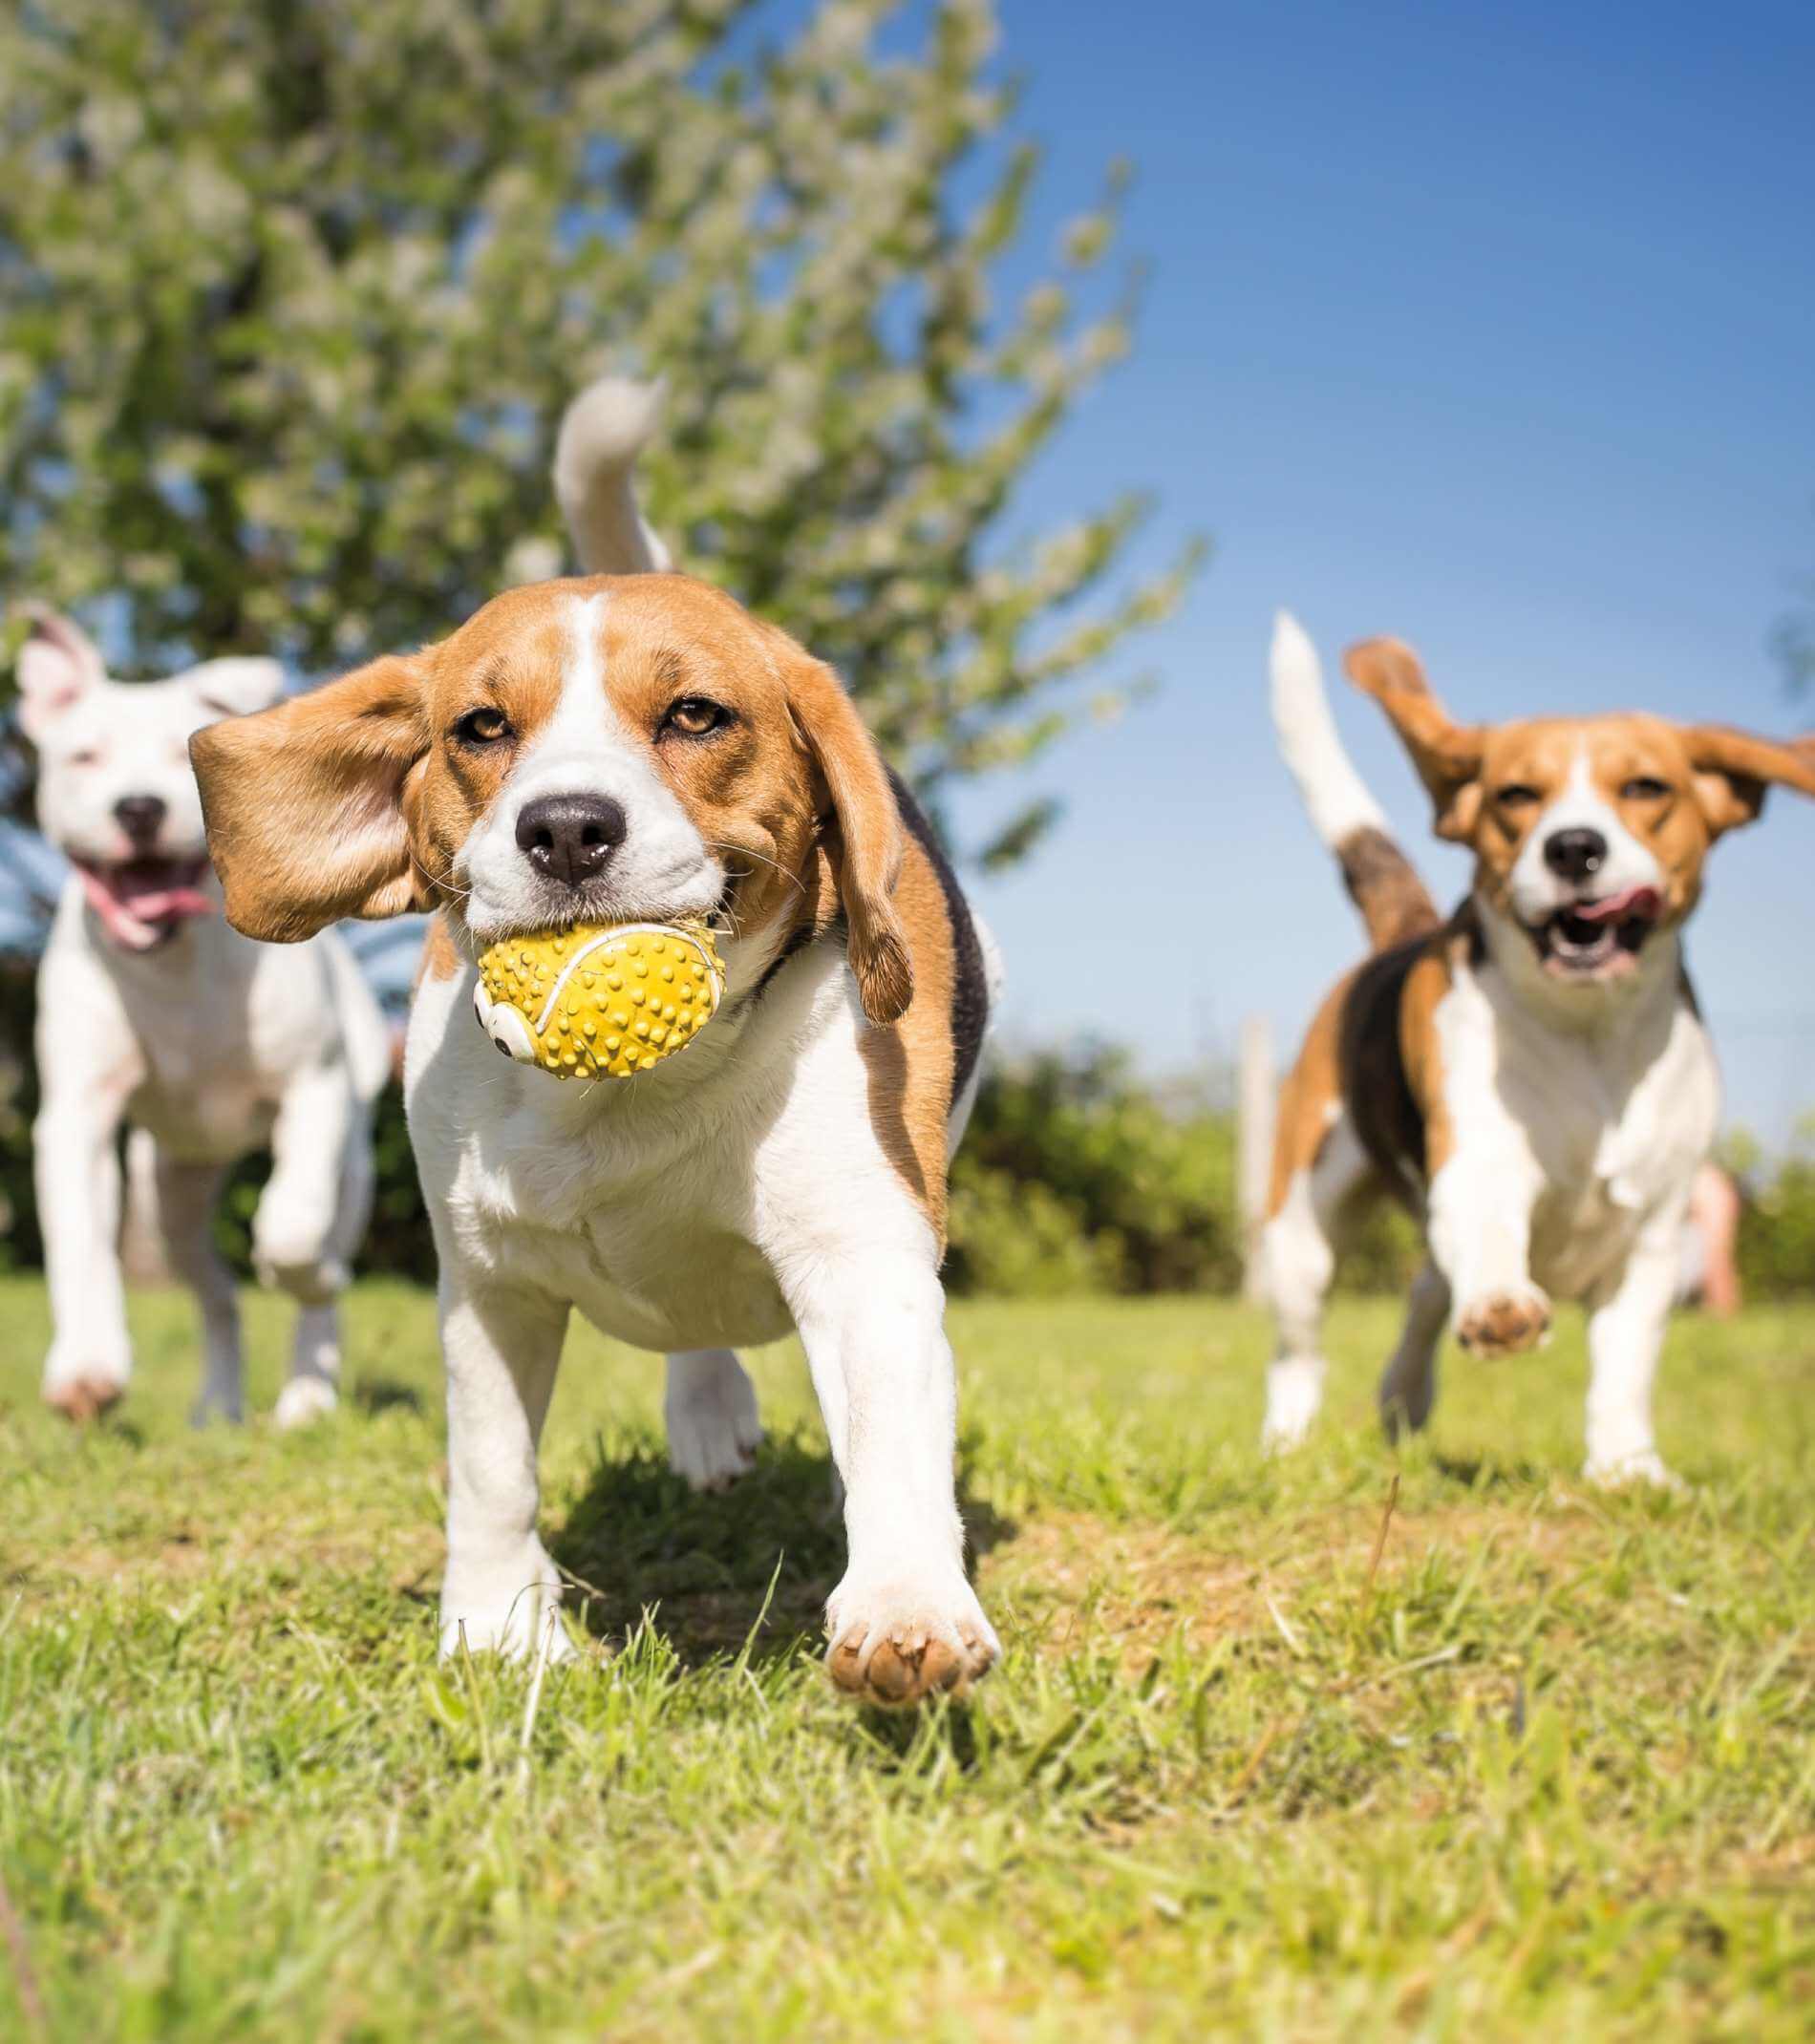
[1574, 884, 1661, 925]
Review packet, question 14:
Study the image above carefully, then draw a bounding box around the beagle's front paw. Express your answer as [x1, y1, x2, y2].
[665, 1349, 762, 1492]
[1584, 1447, 1682, 1492]
[825, 1568, 1000, 1707]
[1455, 1283, 1552, 1359]
[43, 1342, 129, 1423]
[439, 1544, 574, 1666]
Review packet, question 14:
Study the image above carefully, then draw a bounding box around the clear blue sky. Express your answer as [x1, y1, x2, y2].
[946, 0, 1815, 1140]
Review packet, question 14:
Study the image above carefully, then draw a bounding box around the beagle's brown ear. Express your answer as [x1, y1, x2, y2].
[1681, 724, 1815, 839]
[190, 652, 433, 941]
[783, 649, 913, 1026]
[1345, 636, 1487, 842]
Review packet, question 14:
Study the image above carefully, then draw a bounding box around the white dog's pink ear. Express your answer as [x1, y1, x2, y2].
[188, 657, 287, 721]
[16, 608, 106, 742]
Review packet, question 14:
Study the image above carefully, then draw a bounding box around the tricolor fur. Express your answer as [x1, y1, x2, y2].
[190, 383, 1000, 1706]
[1260, 610, 1815, 1482]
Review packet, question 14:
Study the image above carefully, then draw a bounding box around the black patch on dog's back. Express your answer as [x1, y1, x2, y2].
[888, 770, 989, 1106]
[1338, 934, 1429, 1205]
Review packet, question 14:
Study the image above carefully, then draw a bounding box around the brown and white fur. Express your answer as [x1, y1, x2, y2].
[20, 611, 389, 1427]
[188, 383, 1000, 1705]
[1260, 611, 1815, 1483]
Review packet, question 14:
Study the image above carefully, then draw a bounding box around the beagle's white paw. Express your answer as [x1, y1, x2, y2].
[665, 1349, 761, 1491]
[1585, 1447, 1682, 1492]
[1455, 1282, 1552, 1359]
[439, 1545, 573, 1665]
[825, 1567, 1000, 1707]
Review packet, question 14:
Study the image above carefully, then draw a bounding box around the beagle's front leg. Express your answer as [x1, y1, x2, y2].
[784, 1250, 999, 1706]
[437, 1271, 573, 1664]
[1582, 1201, 1685, 1488]
[1426, 1145, 1553, 1360]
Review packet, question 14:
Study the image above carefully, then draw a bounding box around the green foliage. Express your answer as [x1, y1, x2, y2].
[0, 0, 1200, 844]
[947, 1044, 1241, 1296]
[3, 1281, 1813, 2036]
[1731, 1118, 1815, 1299]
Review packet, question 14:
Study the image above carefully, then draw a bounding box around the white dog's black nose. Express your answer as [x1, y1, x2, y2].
[1543, 827, 1607, 883]
[515, 793, 628, 888]
[114, 795, 167, 847]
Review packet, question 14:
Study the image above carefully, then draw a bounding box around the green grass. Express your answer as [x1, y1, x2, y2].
[2, 1277, 1812, 2040]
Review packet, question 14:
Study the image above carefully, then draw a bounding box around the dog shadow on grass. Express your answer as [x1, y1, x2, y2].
[548, 1436, 1015, 1670]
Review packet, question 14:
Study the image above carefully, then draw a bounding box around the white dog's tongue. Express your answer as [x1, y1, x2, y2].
[77, 859, 215, 950]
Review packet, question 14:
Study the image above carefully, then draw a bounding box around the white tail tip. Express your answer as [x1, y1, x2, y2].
[553, 378, 670, 575]
[1270, 607, 1388, 848]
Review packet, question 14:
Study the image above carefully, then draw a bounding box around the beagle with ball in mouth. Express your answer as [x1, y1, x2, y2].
[1260, 611, 1815, 1483]
[189, 384, 1000, 1705]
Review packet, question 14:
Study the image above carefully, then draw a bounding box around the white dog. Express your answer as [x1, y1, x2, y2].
[20, 610, 389, 1425]
[1259, 612, 1815, 1482]
[189, 384, 1002, 1705]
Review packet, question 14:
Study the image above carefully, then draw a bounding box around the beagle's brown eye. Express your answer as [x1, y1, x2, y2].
[454, 706, 513, 747]
[1496, 783, 1542, 809]
[1621, 775, 1672, 801]
[661, 696, 732, 739]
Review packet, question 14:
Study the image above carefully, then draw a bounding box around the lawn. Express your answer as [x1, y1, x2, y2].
[1, 1277, 1811, 2040]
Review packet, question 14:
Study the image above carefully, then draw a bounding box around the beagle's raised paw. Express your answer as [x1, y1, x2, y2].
[1455, 1285, 1553, 1359]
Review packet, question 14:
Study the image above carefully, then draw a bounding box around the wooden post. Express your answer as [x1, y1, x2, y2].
[1237, 1013, 1276, 1303]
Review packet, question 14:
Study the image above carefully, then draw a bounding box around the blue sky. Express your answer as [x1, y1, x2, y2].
[944, 0, 1815, 1140]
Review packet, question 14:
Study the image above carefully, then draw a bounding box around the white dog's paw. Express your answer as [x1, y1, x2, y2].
[665, 1350, 762, 1492]
[43, 1343, 130, 1423]
[1584, 1447, 1682, 1492]
[439, 1547, 574, 1665]
[1455, 1282, 1552, 1359]
[254, 1247, 350, 1308]
[273, 1376, 339, 1431]
[825, 1567, 1000, 1707]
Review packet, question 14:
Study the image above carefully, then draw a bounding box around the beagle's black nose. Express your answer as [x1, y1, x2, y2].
[515, 793, 628, 888]
[1543, 827, 1608, 882]
[114, 795, 167, 847]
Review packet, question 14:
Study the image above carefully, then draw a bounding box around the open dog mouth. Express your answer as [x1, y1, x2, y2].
[1529, 884, 1663, 979]
[74, 855, 215, 951]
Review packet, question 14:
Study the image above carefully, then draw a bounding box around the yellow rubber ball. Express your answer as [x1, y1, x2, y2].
[472, 921, 724, 1080]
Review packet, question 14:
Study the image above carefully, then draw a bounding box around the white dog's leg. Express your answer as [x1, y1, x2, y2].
[275, 1306, 342, 1431]
[438, 1276, 573, 1664]
[1583, 1207, 1683, 1488]
[1377, 1259, 1450, 1439]
[785, 1250, 997, 1705]
[1427, 1149, 1552, 1359]
[273, 1123, 374, 1429]
[150, 1153, 245, 1425]
[1260, 1113, 1369, 1451]
[253, 1060, 357, 1305]
[35, 1086, 135, 1417]
[664, 1348, 761, 1490]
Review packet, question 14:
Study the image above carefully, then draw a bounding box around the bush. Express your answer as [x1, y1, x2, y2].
[945, 1044, 1241, 1297]
[1731, 1120, 1815, 1300]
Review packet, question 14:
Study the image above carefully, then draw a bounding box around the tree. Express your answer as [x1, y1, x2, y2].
[0, 0, 1201, 870]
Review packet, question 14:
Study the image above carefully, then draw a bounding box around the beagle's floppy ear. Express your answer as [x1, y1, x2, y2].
[190, 652, 433, 942]
[1681, 723, 1815, 838]
[782, 649, 913, 1026]
[1345, 636, 1487, 842]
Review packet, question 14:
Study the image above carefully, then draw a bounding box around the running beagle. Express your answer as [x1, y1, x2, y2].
[188, 384, 1000, 1705]
[1259, 611, 1815, 1483]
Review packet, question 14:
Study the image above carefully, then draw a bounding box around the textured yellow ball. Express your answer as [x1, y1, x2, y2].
[472, 921, 724, 1080]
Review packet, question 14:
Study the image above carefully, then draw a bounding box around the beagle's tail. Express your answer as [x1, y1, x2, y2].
[553, 377, 673, 576]
[1270, 609, 1440, 952]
